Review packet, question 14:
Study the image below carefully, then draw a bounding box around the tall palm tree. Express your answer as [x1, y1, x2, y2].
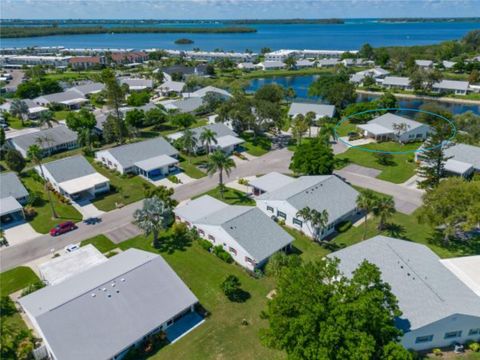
[133, 196, 172, 248]
[356, 190, 379, 240]
[27, 144, 57, 219]
[78, 127, 97, 152]
[206, 150, 236, 199]
[319, 123, 337, 144]
[292, 114, 308, 145]
[199, 128, 217, 154]
[296, 207, 329, 241]
[181, 129, 197, 160]
[10, 99, 29, 127]
[305, 111, 316, 138]
[372, 197, 396, 230]
[38, 110, 58, 128]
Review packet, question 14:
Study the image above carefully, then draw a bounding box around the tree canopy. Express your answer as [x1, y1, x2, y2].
[289, 139, 335, 175]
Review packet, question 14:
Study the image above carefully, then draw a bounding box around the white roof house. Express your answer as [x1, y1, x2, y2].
[175, 195, 293, 270]
[329, 236, 480, 351]
[161, 97, 204, 114]
[350, 67, 390, 83]
[440, 255, 480, 297]
[442, 60, 457, 69]
[19, 249, 199, 360]
[258, 61, 285, 70]
[95, 137, 179, 178]
[38, 156, 110, 200]
[237, 62, 259, 70]
[382, 76, 412, 90]
[415, 59, 434, 68]
[34, 91, 88, 108]
[255, 174, 359, 240]
[183, 86, 232, 99]
[288, 102, 336, 120]
[158, 80, 185, 94]
[432, 80, 470, 95]
[119, 78, 153, 91]
[358, 113, 431, 143]
[68, 82, 105, 97]
[0, 172, 29, 219]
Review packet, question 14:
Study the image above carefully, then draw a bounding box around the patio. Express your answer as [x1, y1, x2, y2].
[165, 311, 205, 344]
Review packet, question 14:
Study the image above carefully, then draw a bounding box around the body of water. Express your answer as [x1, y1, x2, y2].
[1, 19, 479, 51]
[246, 75, 480, 115]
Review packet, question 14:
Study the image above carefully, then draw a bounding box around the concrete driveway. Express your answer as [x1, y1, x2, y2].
[3, 222, 42, 247]
[341, 164, 381, 178]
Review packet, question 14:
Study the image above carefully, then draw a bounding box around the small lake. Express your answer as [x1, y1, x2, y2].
[246, 75, 480, 115]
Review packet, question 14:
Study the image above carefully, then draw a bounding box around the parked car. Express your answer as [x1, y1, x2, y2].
[84, 217, 101, 225]
[65, 243, 80, 252]
[50, 221, 77, 236]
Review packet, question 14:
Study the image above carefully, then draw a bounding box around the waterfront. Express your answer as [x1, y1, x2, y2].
[1, 19, 479, 51]
[246, 75, 480, 115]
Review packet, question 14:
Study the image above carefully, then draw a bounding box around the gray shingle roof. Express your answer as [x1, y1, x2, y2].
[329, 236, 480, 331]
[369, 113, 425, 132]
[0, 172, 28, 200]
[169, 97, 203, 113]
[258, 175, 359, 223]
[175, 195, 228, 223]
[105, 137, 178, 169]
[8, 126, 78, 153]
[35, 91, 86, 104]
[68, 82, 105, 96]
[444, 143, 480, 170]
[433, 80, 469, 91]
[43, 155, 96, 183]
[249, 172, 296, 193]
[382, 76, 410, 86]
[19, 249, 198, 360]
[288, 102, 336, 118]
[119, 78, 153, 88]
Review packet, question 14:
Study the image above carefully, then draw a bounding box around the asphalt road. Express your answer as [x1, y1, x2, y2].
[0, 149, 292, 271]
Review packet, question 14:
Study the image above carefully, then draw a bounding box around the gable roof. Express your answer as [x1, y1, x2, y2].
[444, 143, 480, 170]
[168, 123, 238, 142]
[329, 236, 480, 330]
[19, 249, 198, 360]
[34, 91, 86, 104]
[0, 172, 28, 200]
[369, 113, 426, 132]
[175, 195, 228, 223]
[9, 126, 78, 153]
[102, 137, 178, 169]
[433, 80, 469, 91]
[415, 59, 433, 67]
[158, 80, 185, 93]
[288, 102, 335, 118]
[383, 76, 410, 86]
[249, 172, 296, 193]
[189, 86, 232, 98]
[119, 78, 153, 89]
[166, 97, 203, 113]
[258, 175, 358, 223]
[68, 82, 105, 96]
[42, 155, 96, 183]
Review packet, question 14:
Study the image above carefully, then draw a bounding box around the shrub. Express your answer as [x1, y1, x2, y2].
[238, 178, 249, 186]
[220, 275, 241, 300]
[213, 245, 233, 263]
[469, 342, 480, 352]
[23, 205, 37, 219]
[278, 219, 285, 226]
[432, 348, 442, 357]
[335, 220, 352, 233]
[21, 281, 45, 296]
[167, 175, 181, 184]
[198, 239, 213, 251]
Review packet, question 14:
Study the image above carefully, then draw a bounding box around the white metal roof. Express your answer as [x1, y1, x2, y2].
[134, 154, 179, 172]
[443, 159, 474, 175]
[249, 172, 296, 193]
[215, 135, 244, 148]
[440, 256, 480, 297]
[0, 196, 23, 217]
[59, 173, 110, 195]
[358, 123, 393, 135]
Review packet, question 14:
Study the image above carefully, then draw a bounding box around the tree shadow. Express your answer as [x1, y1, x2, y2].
[139, 130, 160, 139]
[288, 245, 303, 256]
[427, 230, 480, 256]
[227, 289, 251, 303]
[384, 223, 409, 240]
[155, 231, 193, 254]
[222, 191, 253, 205]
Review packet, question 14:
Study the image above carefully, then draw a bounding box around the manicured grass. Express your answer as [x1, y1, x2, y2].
[80, 235, 117, 253]
[117, 233, 284, 360]
[0, 266, 40, 297]
[243, 67, 334, 79]
[53, 110, 70, 120]
[335, 121, 357, 137]
[335, 141, 420, 183]
[240, 133, 272, 157]
[195, 186, 256, 206]
[44, 71, 100, 81]
[22, 172, 82, 233]
[6, 116, 26, 129]
[282, 226, 330, 262]
[178, 153, 208, 179]
[89, 159, 154, 212]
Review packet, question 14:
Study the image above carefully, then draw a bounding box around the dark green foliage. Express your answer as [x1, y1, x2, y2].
[143, 186, 178, 208]
[144, 107, 167, 127]
[265, 252, 302, 277]
[220, 275, 250, 302]
[213, 245, 233, 263]
[335, 220, 352, 233]
[125, 109, 146, 128]
[20, 281, 45, 296]
[375, 152, 394, 166]
[126, 91, 151, 107]
[454, 111, 480, 146]
[308, 73, 356, 109]
[198, 239, 213, 251]
[5, 149, 26, 174]
[254, 84, 285, 103]
[15, 79, 62, 99]
[171, 113, 196, 129]
[290, 139, 335, 175]
[174, 38, 194, 44]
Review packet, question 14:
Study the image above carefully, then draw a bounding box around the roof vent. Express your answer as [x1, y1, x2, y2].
[102, 288, 107, 291]
[116, 290, 120, 294]
[107, 294, 112, 298]
[121, 278, 126, 282]
[111, 283, 116, 287]
[91, 293, 96, 298]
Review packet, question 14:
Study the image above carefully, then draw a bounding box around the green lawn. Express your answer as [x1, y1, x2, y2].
[22, 172, 83, 233]
[335, 121, 357, 137]
[336, 141, 420, 183]
[89, 159, 154, 212]
[80, 235, 117, 253]
[240, 133, 272, 157]
[0, 266, 40, 297]
[44, 71, 100, 81]
[282, 226, 330, 262]
[194, 186, 256, 206]
[53, 110, 70, 120]
[178, 153, 208, 179]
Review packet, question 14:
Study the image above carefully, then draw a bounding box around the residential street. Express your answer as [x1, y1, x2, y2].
[0, 149, 292, 271]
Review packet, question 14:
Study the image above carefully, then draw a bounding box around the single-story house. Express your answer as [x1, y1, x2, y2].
[183, 86, 232, 99]
[254, 173, 359, 240]
[415, 59, 434, 68]
[382, 76, 412, 91]
[158, 81, 185, 96]
[350, 67, 390, 84]
[8, 125, 78, 158]
[432, 80, 469, 96]
[175, 195, 293, 270]
[95, 137, 179, 179]
[416, 142, 480, 178]
[67, 82, 105, 97]
[34, 91, 88, 110]
[37, 155, 110, 200]
[19, 249, 200, 360]
[329, 236, 480, 351]
[288, 102, 336, 120]
[358, 113, 431, 143]
[442, 60, 457, 69]
[161, 97, 204, 114]
[0, 172, 29, 224]
[0, 100, 48, 119]
[258, 61, 285, 70]
[237, 62, 259, 71]
[161, 64, 207, 80]
[167, 123, 244, 154]
[317, 59, 340, 67]
[295, 59, 315, 68]
[119, 78, 153, 91]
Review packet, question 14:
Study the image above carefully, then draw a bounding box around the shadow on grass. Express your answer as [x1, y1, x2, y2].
[427, 230, 480, 256]
[288, 245, 303, 256]
[155, 231, 193, 255]
[226, 289, 251, 303]
[385, 223, 409, 240]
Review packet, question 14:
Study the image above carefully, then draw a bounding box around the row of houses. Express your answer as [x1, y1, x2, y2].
[239, 57, 370, 71]
[264, 49, 358, 61]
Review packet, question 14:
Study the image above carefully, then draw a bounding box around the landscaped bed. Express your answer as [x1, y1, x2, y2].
[335, 141, 420, 183]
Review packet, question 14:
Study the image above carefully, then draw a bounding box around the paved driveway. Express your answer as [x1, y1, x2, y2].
[3, 222, 41, 247]
[341, 164, 381, 178]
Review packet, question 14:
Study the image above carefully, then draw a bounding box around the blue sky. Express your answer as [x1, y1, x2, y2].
[1, 0, 479, 20]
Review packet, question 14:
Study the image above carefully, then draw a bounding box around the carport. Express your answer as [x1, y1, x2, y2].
[134, 154, 179, 180]
[59, 173, 110, 200]
[0, 196, 24, 225]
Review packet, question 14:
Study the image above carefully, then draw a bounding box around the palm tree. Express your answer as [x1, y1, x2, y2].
[38, 110, 58, 128]
[296, 207, 329, 241]
[206, 150, 236, 199]
[78, 127, 97, 152]
[199, 128, 217, 154]
[181, 129, 198, 160]
[372, 197, 396, 230]
[305, 111, 316, 138]
[133, 196, 173, 248]
[356, 190, 379, 240]
[319, 123, 337, 144]
[291, 114, 308, 145]
[10, 99, 29, 127]
[27, 144, 57, 219]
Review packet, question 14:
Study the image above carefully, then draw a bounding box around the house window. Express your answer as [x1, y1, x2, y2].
[415, 335, 433, 344]
[277, 211, 286, 220]
[245, 257, 254, 264]
[229, 247, 237, 255]
[444, 331, 462, 339]
[292, 218, 302, 227]
[208, 235, 215, 242]
[199, 229, 205, 235]
[267, 206, 274, 213]
[469, 328, 480, 336]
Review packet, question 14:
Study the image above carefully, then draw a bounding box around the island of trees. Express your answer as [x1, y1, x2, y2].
[174, 38, 194, 45]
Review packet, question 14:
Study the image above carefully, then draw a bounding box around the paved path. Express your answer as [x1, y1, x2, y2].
[0, 149, 292, 271]
[334, 165, 424, 215]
